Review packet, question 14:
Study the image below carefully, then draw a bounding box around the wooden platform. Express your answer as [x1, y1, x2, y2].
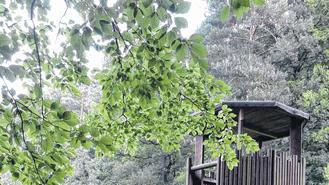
[186, 150, 306, 185]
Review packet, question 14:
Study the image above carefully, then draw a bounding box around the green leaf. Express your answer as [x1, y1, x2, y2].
[176, 44, 188, 61]
[198, 59, 209, 70]
[0, 66, 15, 82]
[0, 66, 5, 76]
[122, 31, 133, 42]
[57, 121, 71, 130]
[136, 9, 148, 28]
[34, 84, 42, 98]
[68, 83, 81, 96]
[42, 137, 53, 152]
[12, 171, 19, 179]
[157, 7, 168, 21]
[189, 34, 204, 43]
[174, 17, 188, 28]
[50, 102, 59, 110]
[234, 6, 249, 19]
[176, 1, 191, 14]
[82, 27, 93, 48]
[252, 0, 265, 6]
[159, 0, 172, 9]
[9, 65, 25, 78]
[99, 136, 113, 145]
[191, 43, 208, 58]
[150, 15, 160, 29]
[63, 111, 72, 120]
[142, 0, 153, 7]
[220, 6, 230, 22]
[100, 20, 112, 35]
[0, 34, 11, 47]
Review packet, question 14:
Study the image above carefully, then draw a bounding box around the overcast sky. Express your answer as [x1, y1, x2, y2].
[49, 0, 208, 37]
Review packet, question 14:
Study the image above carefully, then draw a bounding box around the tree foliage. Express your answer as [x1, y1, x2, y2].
[0, 0, 259, 184]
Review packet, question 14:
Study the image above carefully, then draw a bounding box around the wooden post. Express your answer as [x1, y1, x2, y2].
[195, 135, 204, 165]
[216, 157, 221, 185]
[258, 140, 263, 149]
[238, 109, 244, 135]
[290, 119, 302, 159]
[195, 135, 204, 184]
[186, 157, 193, 185]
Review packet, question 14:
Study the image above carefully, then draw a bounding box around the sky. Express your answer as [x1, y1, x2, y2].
[49, 0, 208, 37]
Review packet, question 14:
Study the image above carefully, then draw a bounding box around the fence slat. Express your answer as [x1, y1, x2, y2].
[297, 158, 301, 185]
[264, 155, 268, 185]
[293, 155, 297, 185]
[256, 152, 260, 185]
[242, 156, 246, 185]
[225, 161, 229, 185]
[246, 156, 250, 185]
[233, 166, 237, 185]
[229, 166, 233, 185]
[251, 154, 256, 185]
[260, 153, 264, 185]
[272, 150, 277, 185]
[238, 153, 242, 185]
[302, 158, 306, 185]
[279, 152, 283, 185]
[282, 152, 287, 185]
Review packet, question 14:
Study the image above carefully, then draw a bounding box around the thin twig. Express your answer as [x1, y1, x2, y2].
[30, 0, 44, 118]
[55, 0, 69, 40]
[1, 76, 46, 184]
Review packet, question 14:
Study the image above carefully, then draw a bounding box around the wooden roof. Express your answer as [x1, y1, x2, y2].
[216, 101, 310, 141]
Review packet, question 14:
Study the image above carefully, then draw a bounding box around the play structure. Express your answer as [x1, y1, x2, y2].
[186, 101, 309, 185]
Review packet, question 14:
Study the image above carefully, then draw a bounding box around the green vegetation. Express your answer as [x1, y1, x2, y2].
[0, 0, 259, 184]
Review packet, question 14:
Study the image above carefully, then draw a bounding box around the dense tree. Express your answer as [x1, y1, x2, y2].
[200, 0, 305, 102]
[200, 0, 328, 184]
[300, 0, 329, 184]
[205, 25, 291, 102]
[63, 140, 193, 185]
[302, 64, 329, 184]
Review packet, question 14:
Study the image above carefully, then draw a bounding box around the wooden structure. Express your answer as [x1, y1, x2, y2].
[186, 101, 309, 185]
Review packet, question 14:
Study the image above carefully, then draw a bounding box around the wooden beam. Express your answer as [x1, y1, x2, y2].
[243, 127, 278, 139]
[191, 161, 217, 171]
[290, 119, 302, 159]
[219, 101, 310, 120]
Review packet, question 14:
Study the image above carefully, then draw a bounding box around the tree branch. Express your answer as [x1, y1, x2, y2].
[0, 76, 46, 184]
[15, 100, 71, 132]
[30, 0, 44, 118]
[55, 0, 69, 40]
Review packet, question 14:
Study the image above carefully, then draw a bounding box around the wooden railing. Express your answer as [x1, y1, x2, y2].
[186, 150, 306, 185]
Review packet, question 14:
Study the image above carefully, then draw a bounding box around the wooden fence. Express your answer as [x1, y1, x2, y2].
[186, 150, 306, 185]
